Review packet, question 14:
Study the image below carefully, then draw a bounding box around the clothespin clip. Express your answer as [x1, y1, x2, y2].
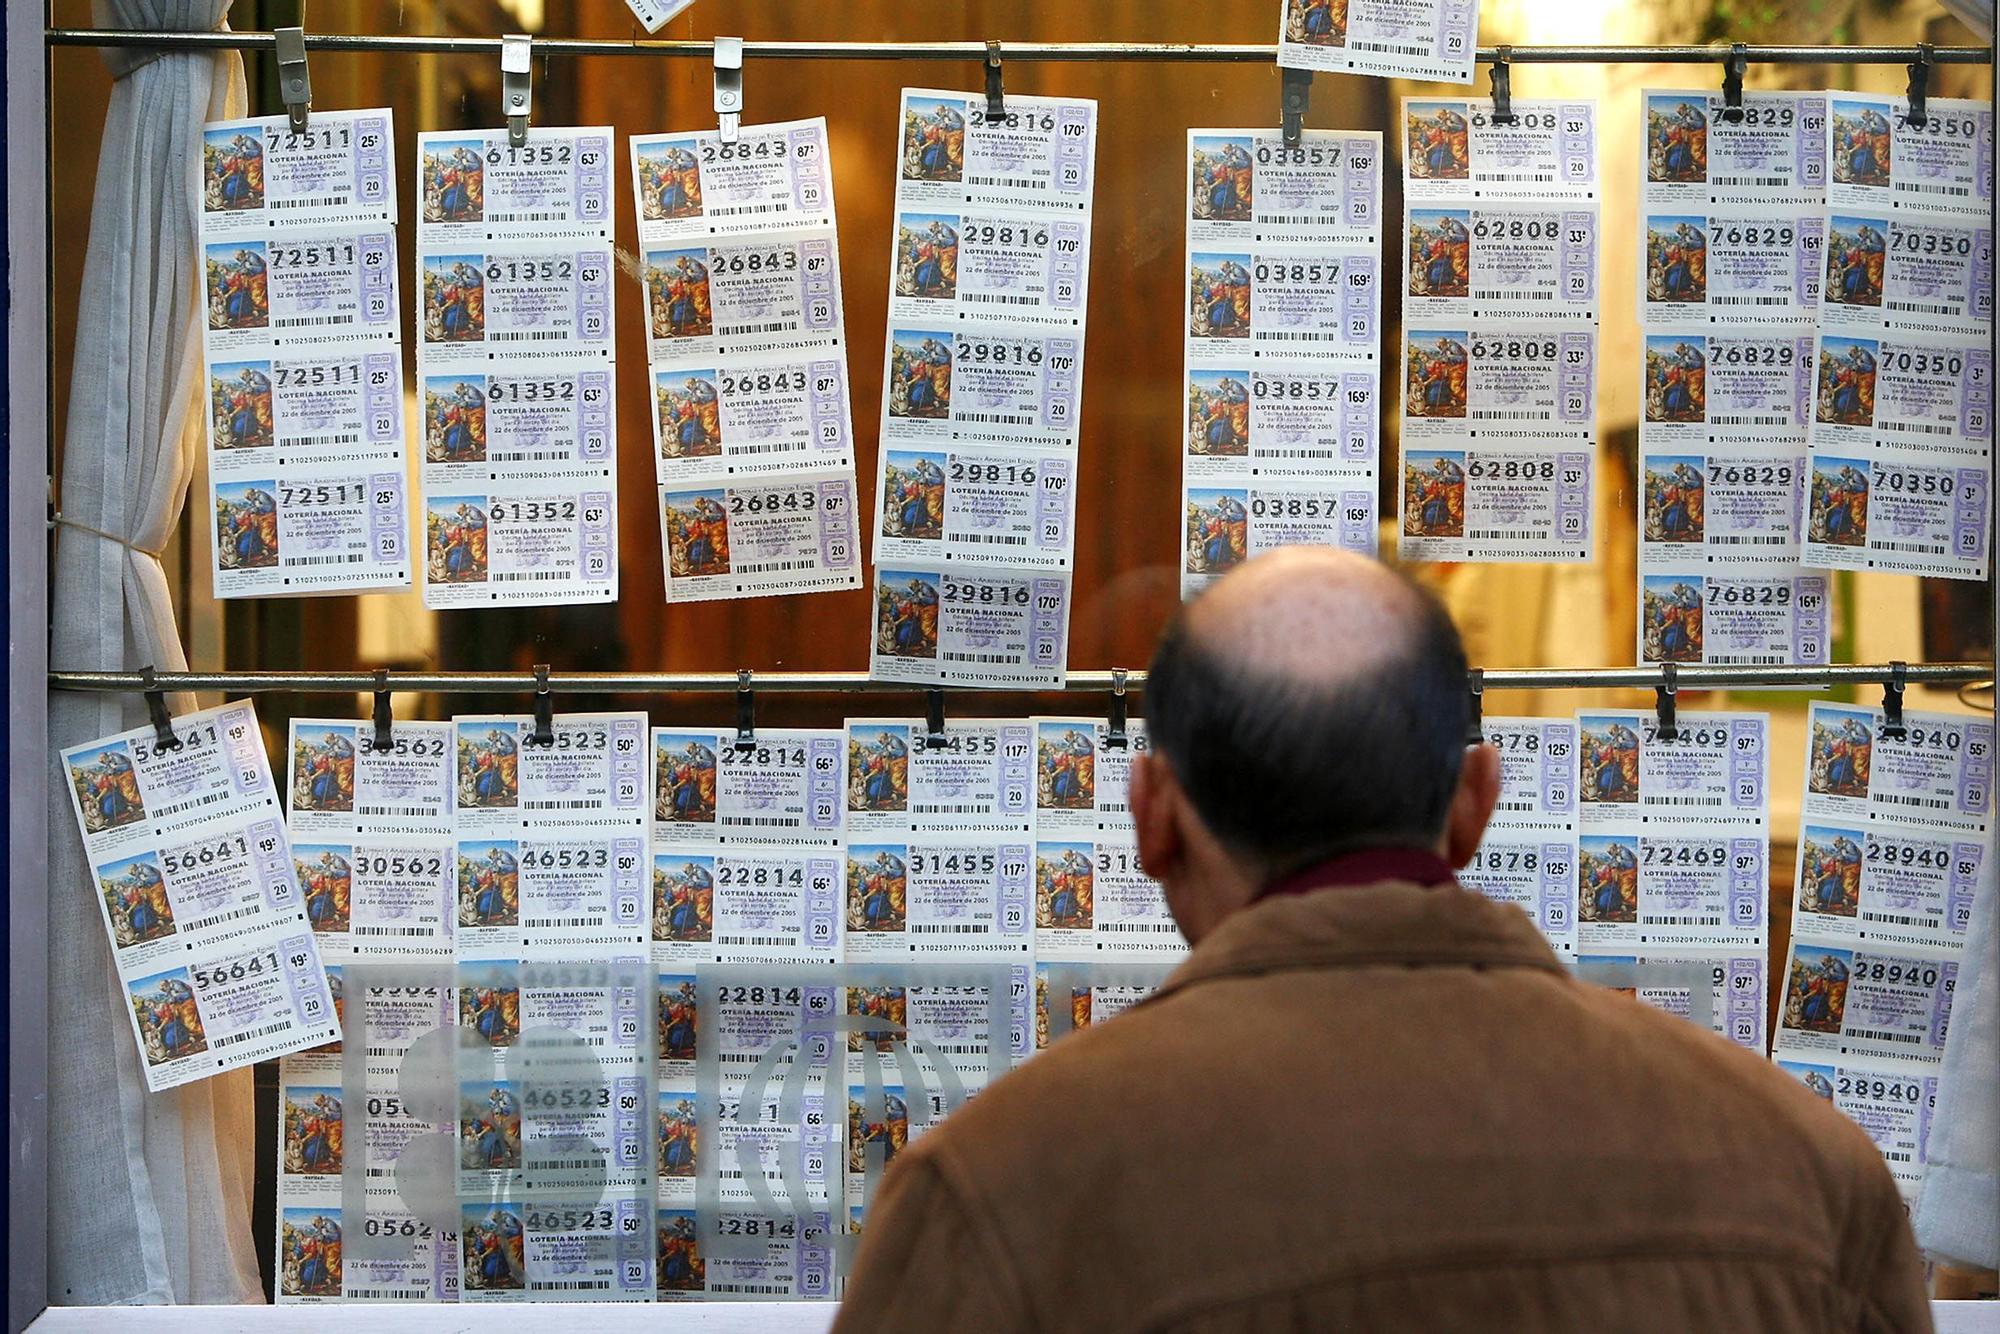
[528, 664, 554, 746]
[984, 42, 1010, 124]
[1466, 668, 1485, 747]
[1903, 44, 1932, 129]
[140, 666, 181, 753]
[501, 34, 532, 148]
[1881, 661, 1908, 740]
[1654, 662, 1680, 743]
[1280, 66, 1313, 149]
[735, 669, 757, 751]
[714, 36, 744, 144]
[924, 689, 948, 748]
[1105, 669, 1130, 750]
[274, 27, 311, 134]
[1488, 47, 1515, 126]
[371, 669, 394, 751]
[1719, 43, 1747, 125]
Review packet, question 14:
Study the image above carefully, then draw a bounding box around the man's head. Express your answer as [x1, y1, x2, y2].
[1133, 548, 1499, 943]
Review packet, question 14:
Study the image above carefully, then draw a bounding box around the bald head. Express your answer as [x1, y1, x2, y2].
[1145, 549, 1475, 881]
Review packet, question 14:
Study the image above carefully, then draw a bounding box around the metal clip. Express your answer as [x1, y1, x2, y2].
[1105, 668, 1130, 750]
[501, 33, 532, 148]
[528, 664, 554, 746]
[1488, 47, 1515, 125]
[1280, 66, 1313, 149]
[984, 41, 1010, 124]
[714, 36, 745, 144]
[1466, 668, 1485, 747]
[1904, 44, 1933, 129]
[275, 26, 311, 134]
[925, 689, 948, 747]
[372, 669, 394, 752]
[1655, 662, 1680, 743]
[1881, 661, 1909, 740]
[1720, 43, 1747, 124]
[141, 666, 181, 753]
[735, 669, 756, 751]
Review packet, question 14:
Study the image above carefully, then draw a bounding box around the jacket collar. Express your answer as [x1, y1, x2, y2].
[1261, 848, 1459, 898]
[1151, 877, 1569, 1004]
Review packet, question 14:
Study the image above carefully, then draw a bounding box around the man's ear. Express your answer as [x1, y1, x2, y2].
[1131, 751, 1184, 883]
[1443, 743, 1501, 869]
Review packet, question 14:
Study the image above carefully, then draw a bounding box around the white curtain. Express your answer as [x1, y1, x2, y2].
[1914, 868, 1998, 1270]
[46, 0, 257, 1305]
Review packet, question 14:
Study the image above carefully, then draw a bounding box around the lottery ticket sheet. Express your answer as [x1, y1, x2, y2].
[1825, 94, 1994, 223]
[1276, 0, 1477, 84]
[651, 727, 846, 852]
[893, 90, 1098, 216]
[632, 119, 836, 246]
[61, 699, 340, 1092]
[1574, 949, 1768, 1052]
[1461, 717, 1582, 954]
[1641, 91, 1829, 212]
[1772, 936, 1957, 1067]
[843, 718, 1036, 841]
[1820, 210, 1993, 340]
[874, 441, 1074, 574]
[419, 363, 616, 488]
[1775, 1055, 1936, 1196]
[660, 466, 862, 602]
[842, 840, 1034, 962]
[417, 244, 615, 368]
[867, 563, 1071, 689]
[201, 112, 410, 599]
[1401, 98, 1599, 202]
[1405, 201, 1600, 325]
[1187, 130, 1382, 247]
[420, 487, 618, 607]
[1637, 210, 1825, 328]
[1574, 709, 1770, 954]
[881, 323, 1084, 454]
[1397, 442, 1593, 564]
[652, 353, 856, 482]
[1182, 362, 1379, 485]
[1802, 329, 1991, 580]
[1186, 242, 1382, 363]
[416, 127, 615, 247]
[1181, 479, 1377, 597]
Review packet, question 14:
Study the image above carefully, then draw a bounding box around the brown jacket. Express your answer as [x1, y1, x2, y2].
[835, 881, 1930, 1333]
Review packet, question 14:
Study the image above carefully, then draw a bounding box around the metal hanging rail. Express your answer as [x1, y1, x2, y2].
[46, 662, 1994, 696]
[44, 31, 1994, 63]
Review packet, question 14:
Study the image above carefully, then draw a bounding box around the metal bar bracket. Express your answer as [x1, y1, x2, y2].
[1488, 47, 1515, 124]
[371, 669, 394, 751]
[985, 41, 1010, 122]
[1720, 42, 1747, 123]
[1881, 661, 1908, 739]
[1280, 66, 1313, 148]
[1105, 668, 1129, 750]
[275, 26, 311, 133]
[1654, 662, 1679, 742]
[528, 663, 554, 746]
[1466, 667, 1485, 746]
[715, 35, 745, 143]
[1904, 43, 1932, 128]
[735, 669, 757, 750]
[140, 666, 180, 753]
[502, 33, 532, 147]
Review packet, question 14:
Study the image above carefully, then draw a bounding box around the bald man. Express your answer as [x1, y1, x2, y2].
[836, 551, 1929, 1333]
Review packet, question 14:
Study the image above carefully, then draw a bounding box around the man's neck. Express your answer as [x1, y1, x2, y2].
[1260, 847, 1458, 899]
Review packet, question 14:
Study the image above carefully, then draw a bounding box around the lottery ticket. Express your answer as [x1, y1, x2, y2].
[61, 700, 340, 1092]
[1186, 129, 1383, 246]
[1577, 709, 1769, 829]
[1182, 479, 1377, 593]
[1400, 326, 1597, 447]
[1185, 242, 1381, 363]
[675, 1208, 834, 1301]
[1776, 1055, 1935, 1195]
[844, 967, 1022, 1090]
[1575, 828, 1769, 950]
[202, 110, 395, 236]
[419, 486, 618, 607]
[1396, 444, 1593, 562]
[699, 973, 841, 1210]
[632, 119, 835, 244]
[657, 971, 700, 1079]
[1405, 202, 1600, 324]
[650, 726, 846, 850]
[894, 90, 1098, 214]
[640, 227, 843, 363]
[457, 1194, 654, 1303]
[1792, 820, 1984, 953]
[886, 206, 1090, 331]
[451, 832, 650, 958]
[1805, 330, 1991, 462]
[652, 352, 855, 481]
[881, 324, 1084, 453]
[867, 563, 1071, 689]
[1773, 938, 1956, 1065]
[204, 227, 399, 358]
[1182, 361, 1379, 483]
[1462, 717, 1582, 953]
[664, 845, 845, 967]
[419, 363, 616, 485]
[451, 712, 647, 834]
[1276, 0, 1477, 84]
[1827, 94, 1993, 222]
[1800, 702, 1994, 839]
[1575, 949, 1767, 1051]
[415, 243, 614, 366]
[203, 349, 406, 475]
[874, 443, 1074, 572]
[209, 468, 410, 598]
[842, 840, 1033, 961]
[1641, 91, 1829, 209]
[1638, 448, 1807, 569]
[844, 718, 1036, 840]
[1820, 211, 1993, 339]
[1638, 211, 1825, 327]
[416, 127, 614, 246]
[291, 836, 456, 965]
[1803, 448, 1990, 579]
[1033, 961, 1170, 1051]
[1635, 571, 1829, 667]
[1639, 329, 1813, 457]
[1402, 98, 1599, 202]
[1029, 717, 1146, 839]
[659, 466, 862, 603]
